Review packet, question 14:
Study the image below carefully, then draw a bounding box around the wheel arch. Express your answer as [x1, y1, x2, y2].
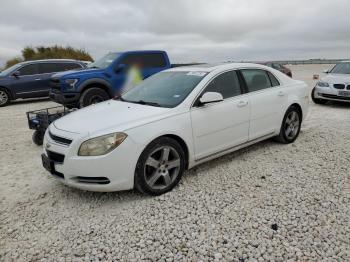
[143, 134, 190, 170]
[289, 103, 303, 122]
[0, 86, 14, 100]
[79, 79, 114, 98]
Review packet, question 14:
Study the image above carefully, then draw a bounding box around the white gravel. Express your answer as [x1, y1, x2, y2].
[1, 64, 350, 261]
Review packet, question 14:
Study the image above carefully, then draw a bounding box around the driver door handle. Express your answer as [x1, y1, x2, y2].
[237, 100, 248, 108]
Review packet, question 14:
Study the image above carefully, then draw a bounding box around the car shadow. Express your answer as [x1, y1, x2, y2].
[323, 101, 350, 109]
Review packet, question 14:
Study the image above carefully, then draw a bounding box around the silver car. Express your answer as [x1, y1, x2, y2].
[312, 61, 350, 104]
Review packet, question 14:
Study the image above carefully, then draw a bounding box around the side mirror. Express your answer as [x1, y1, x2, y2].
[114, 64, 126, 74]
[323, 69, 329, 74]
[12, 71, 20, 78]
[199, 92, 224, 105]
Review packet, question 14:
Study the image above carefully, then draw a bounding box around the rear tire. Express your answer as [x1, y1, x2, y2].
[79, 88, 110, 108]
[134, 137, 185, 196]
[32, 131, 44, 146]
[274, 106, 302, 144]
[0, 88, 10, 107]
[311, 88, 327, 104]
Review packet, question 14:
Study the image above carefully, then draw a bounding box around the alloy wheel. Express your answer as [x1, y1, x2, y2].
[284, 111, 300, 140]
[0, 90, 8, 105]
[144, 146, 181, 190]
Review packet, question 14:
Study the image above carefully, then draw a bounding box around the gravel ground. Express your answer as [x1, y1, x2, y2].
[0, 64, 349, 261]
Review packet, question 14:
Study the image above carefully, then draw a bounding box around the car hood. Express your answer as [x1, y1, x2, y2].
[321, 73, 350, 84]
[53, 100, 172, 135]
[52, 68, 104, 79]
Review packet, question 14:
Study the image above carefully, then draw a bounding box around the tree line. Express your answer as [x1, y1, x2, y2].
[4, 45, 93, 68]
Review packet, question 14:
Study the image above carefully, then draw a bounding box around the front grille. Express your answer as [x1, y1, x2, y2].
[333, 84, 345, 89]
[49, 131, 72, 145]
[47, 150, 65, 163]
[74, 176, 110, 185]
[50, 78, 61, 91]
[321, 94, 350, 101]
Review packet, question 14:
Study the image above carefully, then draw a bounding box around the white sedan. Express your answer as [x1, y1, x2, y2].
[42, 63, 309, 195]
[312, 61, 350, 104]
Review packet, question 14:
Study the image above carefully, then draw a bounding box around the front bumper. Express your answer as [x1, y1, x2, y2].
[49, 90, 80, 105]
[42, 125, 142, 192]
[314, 86, 350, 102]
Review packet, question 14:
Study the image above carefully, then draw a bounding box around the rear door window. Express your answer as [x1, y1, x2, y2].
[120, 53, 166, 68]
[204, 70, 242, 99]
[38, 63, 82, 74]
[241, 69, 272, 92]
[18, 64, 39, 76]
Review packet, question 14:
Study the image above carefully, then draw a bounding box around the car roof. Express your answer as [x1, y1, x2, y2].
[20, 59, 81, 65]
[168, 63, 270, 72]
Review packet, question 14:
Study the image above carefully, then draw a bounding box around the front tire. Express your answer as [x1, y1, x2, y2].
[79, 88, 110, 108]
[311, 88, 327, 104]
[32, 131, 44, 146]
[134, 137, 186, 196]
[0, 88, 10, 107]
[274, 106, 302, 144]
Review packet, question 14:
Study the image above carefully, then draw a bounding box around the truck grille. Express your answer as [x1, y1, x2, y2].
[50, 78, 61, 91]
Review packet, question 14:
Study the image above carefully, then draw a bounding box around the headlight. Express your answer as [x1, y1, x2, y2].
[64, 79, 78, 89]
[317, 81, 329, 87]
[78, 133, 127, 156]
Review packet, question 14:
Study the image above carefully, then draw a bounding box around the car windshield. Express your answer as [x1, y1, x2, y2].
[120, 71, 207, 108]
[88, 53, 120, 69]
[0, 63, 23, 77]
[330, 62, 350, 74]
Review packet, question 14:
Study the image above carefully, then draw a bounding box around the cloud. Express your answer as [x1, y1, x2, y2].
[0, 0, 350, 66]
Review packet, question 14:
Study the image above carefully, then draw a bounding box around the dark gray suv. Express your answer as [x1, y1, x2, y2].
[0, 59, 86, 107]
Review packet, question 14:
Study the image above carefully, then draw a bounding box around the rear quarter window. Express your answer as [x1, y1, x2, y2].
[267, 71, 280, 87]
[241, 69, 272, 92]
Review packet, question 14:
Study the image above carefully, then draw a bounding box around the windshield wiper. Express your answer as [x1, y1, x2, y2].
[130, 100, 162, 107]
[89, 66, 100, 69]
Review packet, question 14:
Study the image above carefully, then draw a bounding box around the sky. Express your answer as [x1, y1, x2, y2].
[0, 0, 350, 66]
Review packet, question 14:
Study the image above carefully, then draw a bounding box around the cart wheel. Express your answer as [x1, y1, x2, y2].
[32, 131, 44, 146]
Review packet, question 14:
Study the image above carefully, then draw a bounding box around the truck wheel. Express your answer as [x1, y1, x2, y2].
[32, 131, 44, 146]
[79, 88, 110, 108]
[311, 88, 327, 104]
[0, 88, 10, 107]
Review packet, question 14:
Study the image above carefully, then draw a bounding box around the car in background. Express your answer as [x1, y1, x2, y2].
[262, 62, 292, 78]
[312, 61, 350, 104]
[49, 50, 172, 108]
[42, 63, 309, 195]
[0, 59, 86, 107]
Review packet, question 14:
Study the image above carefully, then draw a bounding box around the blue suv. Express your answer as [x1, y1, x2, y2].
[0, 59, 86, 107]
[49, 50, 171, 108]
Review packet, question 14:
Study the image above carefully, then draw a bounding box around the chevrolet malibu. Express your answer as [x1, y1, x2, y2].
[42, 63, 309, 195]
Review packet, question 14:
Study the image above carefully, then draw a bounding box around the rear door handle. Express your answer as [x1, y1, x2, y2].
[35, 78, 41, 81]
[237, 100, 248, 108]
[278, 91, 285, 97]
